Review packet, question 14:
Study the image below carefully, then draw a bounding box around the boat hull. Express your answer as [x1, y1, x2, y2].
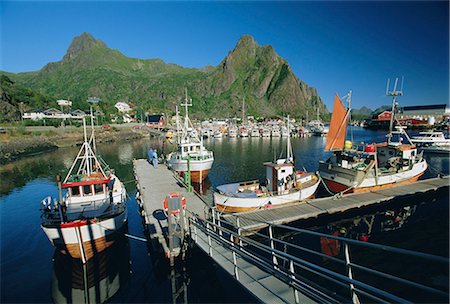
[42, 210, 127, 261]
[214, 180, 320, 213]
[319, 160, 428, 194]
[167, 157, 213, 182]
[179, 170, 210, 183]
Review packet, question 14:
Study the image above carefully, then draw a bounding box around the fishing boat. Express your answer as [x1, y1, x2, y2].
[261, 127, 271, 137]
[239, 126, 249, 137]
[213, 129, 223, 139]
[410, 131, 450, 147]
[271, 127, 281, 137]
[250, 128, 260, 137]
[167, 91, 214, 183]
[281, 126, 289, 137]
[228, 126, 238, 138]
[318, 82, 428, 194]
[307, 120, 329, 136]
[214, 117, 320, 213]
[40, 115, 127, 263]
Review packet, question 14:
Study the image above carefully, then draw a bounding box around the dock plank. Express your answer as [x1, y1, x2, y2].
[133, 159, 210, 252]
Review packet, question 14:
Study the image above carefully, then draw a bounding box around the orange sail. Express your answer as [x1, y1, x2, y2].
[325, 94, 349, 151]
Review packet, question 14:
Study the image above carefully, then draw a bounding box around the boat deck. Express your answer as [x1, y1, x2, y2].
[220, 175, 450, 234]
[133, 159, 210, 254]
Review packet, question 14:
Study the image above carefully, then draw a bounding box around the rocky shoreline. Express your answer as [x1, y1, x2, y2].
[0, 129, 147, 164]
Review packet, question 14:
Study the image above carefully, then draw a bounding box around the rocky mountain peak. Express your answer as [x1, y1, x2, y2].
[63, 32, 107, 61]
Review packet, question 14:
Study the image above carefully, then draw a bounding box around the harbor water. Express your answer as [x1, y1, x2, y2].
[1, 127, 448, 302]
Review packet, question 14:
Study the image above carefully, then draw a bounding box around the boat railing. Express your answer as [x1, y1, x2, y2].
[40, 196, 125, 225]
[186, 208, 449, 303]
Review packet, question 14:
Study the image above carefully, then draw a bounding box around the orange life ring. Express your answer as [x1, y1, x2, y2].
[163, 192, 186, 214]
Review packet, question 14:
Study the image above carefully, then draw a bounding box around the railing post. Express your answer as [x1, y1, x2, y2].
[217, 211, 223, 237]
[268, 224, 279, 269]
[289, 260, 300, 304]
[344, 242, 360, 304]
[207, 222, 213, 257]
[231, 233, 240, 281]
[236, 217, 243, 247]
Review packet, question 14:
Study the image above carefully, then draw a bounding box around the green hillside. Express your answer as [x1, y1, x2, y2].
[3, 32, 327, 120]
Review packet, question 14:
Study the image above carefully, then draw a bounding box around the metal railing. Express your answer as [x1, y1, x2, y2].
[40, 196, 126, 225]
[186, 208, 449, 303]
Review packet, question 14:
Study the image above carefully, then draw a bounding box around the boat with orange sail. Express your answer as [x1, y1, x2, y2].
[318, 80, 428, 194]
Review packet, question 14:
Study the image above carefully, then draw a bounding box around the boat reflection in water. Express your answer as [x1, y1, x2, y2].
[51, 236, 130, 304]
[321, 204, 417, 256]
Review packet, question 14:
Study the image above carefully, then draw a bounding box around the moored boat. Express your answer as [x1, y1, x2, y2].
[319, 84, 428, 194]
[214, 116, 320, 213]
[167, 91, 214, 183]
[40, 116, 127, 263]
[411, 131, 450, 147]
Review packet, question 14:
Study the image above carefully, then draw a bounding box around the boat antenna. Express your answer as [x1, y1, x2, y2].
[386, 77, 403, 144]
[341, 90, 353, 143]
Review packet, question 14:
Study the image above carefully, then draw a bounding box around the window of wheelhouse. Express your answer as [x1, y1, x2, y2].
[83, 185, 92, 196]
[71, 186, 81, 196]
[94, 183, 104, 194]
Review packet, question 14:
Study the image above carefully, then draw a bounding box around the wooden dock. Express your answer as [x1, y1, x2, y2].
[221, 176, 450, 234]
[133, 159, 210, 254]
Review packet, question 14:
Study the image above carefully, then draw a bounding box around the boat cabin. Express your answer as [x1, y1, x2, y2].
[265, 159, 295, 194]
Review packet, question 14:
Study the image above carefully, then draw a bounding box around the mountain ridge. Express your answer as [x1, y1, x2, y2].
[2, 32, 327, 120]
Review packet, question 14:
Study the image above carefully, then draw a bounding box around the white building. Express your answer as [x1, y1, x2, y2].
[115, 102, 132, 113]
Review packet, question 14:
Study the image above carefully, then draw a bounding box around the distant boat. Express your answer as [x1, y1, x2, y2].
[281, 126, 289, 137]
[319, 85, 428, 194]
[307, 120, 329, 136]
[239, 126, 249, 137]
[214, 116, 320, 213]
[40, 115, 127, 263]
[228, 126, 238, 138]
[250, 128, 260, 137]
[261, 127, 271, 137]
[167, 91, 214, 183]
[213, 130, 223, 138]
[411, 131, 450, 147]
[271, 128, 281, 137]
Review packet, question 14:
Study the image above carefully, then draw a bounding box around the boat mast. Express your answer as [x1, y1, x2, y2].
[90, 107, 97, 154]
[242, 97, 245, 127]
[82, 117, 91, 175]
[386, 77, 403, 144]
[286, 115, 293, 163]
[346, 90, 353, 143]
[175, 105, 180, 145]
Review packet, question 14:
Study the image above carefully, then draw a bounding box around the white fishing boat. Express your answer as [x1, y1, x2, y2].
[271, 127, 281, 137]
[261, 127, 271, 137]
[307, 120, 329, 136]
[420, 144, 450, 154]
[228, 127, 238, 138]
[250, 128, 260, 137]
[239, 126, 249, 137]
[40, 115, 127, 263]
[213, 130, 223, 138]
[411, 131, 450, 147]
[319, 82, 428, 194]
[281, 126, 289, 137]
[214, 116, 320, 213]
[167, 91, 214, 183]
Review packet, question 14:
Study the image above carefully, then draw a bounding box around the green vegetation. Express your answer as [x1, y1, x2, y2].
[2, 32, 328, 121]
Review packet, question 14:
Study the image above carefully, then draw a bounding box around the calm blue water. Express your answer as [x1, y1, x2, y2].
[0, 127, 448, 303]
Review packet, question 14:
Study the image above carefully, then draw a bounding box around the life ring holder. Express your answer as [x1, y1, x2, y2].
[163, 192, 186, 215]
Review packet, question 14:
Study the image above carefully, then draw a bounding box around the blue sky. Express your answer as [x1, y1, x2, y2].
[1, 1, 448, 110]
